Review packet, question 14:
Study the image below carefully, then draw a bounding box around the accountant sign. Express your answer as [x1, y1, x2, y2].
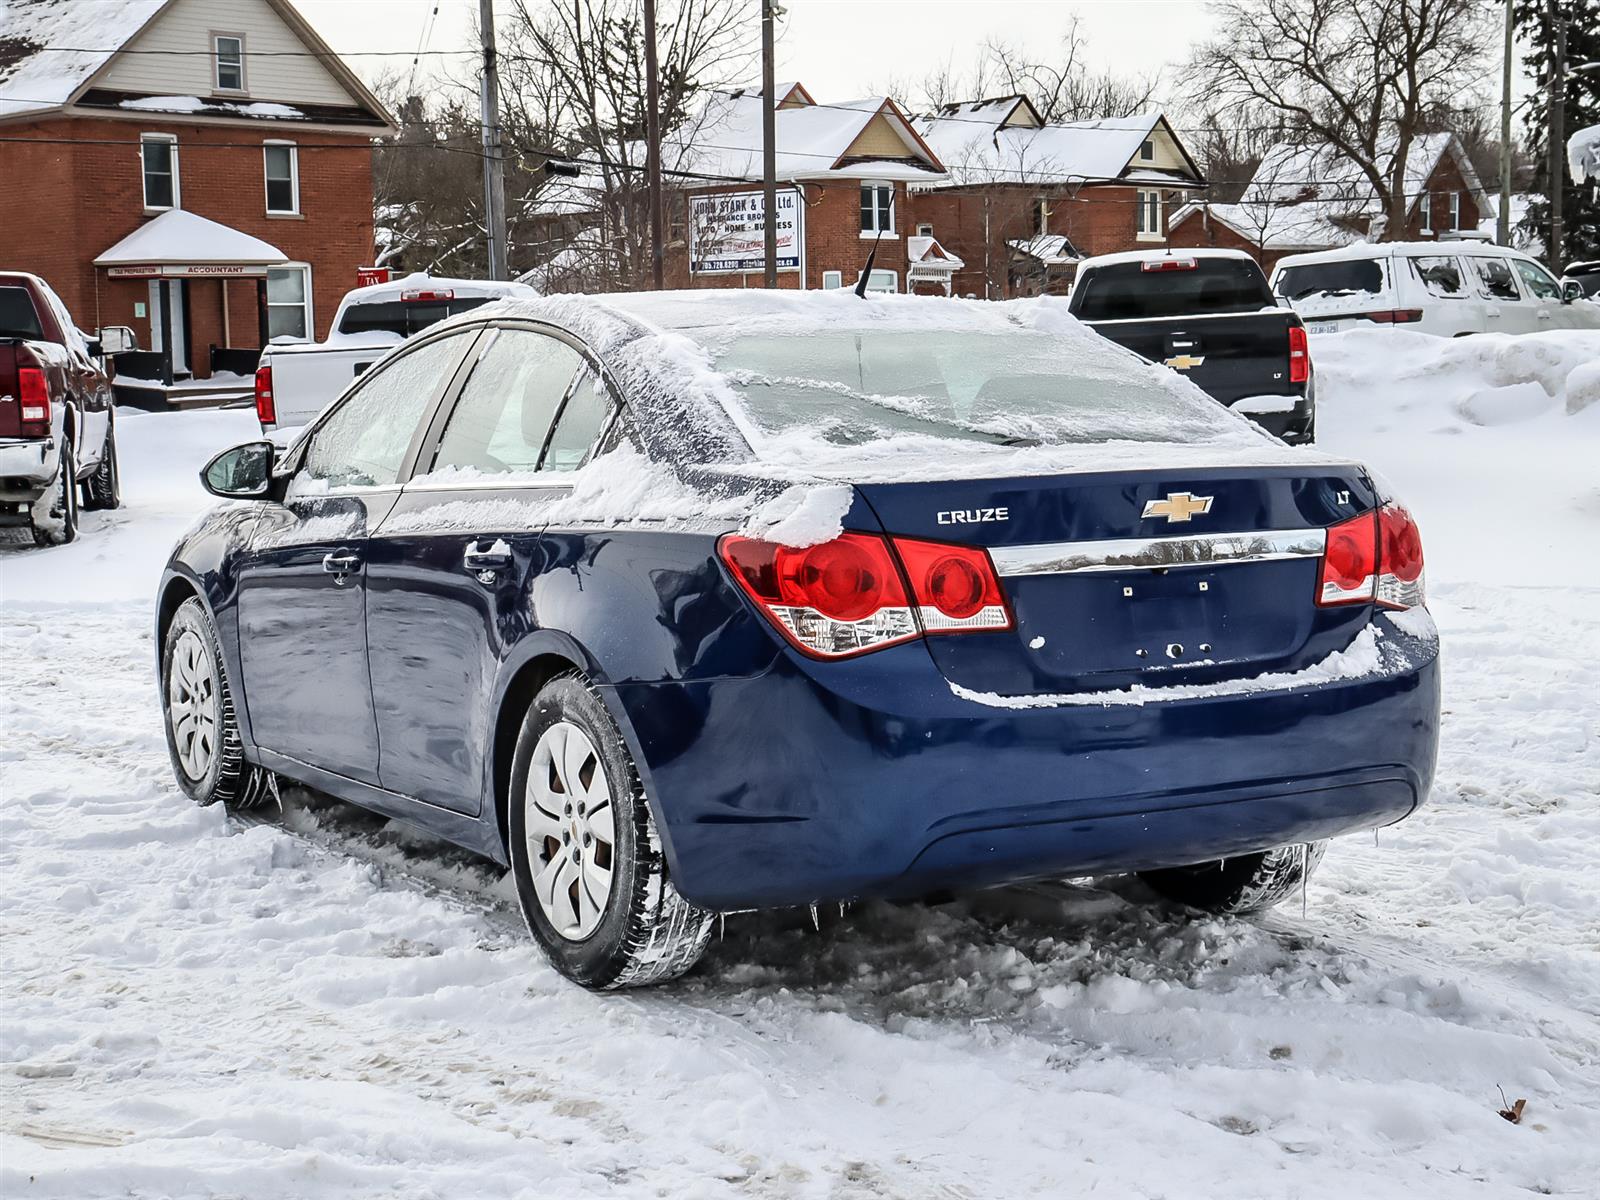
[689, 188, 803, 275]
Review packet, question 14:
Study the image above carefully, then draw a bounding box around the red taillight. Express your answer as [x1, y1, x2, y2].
[889, 535, 1012, 633]
[719, 532, 917, 658]
[1141, 257, 1197, 272]
[1364, 309, 1424, 324]
[17, 366, 50, 435]
[1316, 505, 1425, 610]
[1288, 324, 1310, 384]
[1317, 511, 1377, 606]
[401, 288, 455, 302]
[1376, 503, 1425, 610]
[254, 363, 276, 426]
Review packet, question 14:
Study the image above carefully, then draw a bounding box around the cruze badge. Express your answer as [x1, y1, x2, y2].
[1142, 492, 1214, 523]
[937, 507, 1009, 525]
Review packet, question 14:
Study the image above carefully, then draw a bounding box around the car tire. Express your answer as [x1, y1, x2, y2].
[83, 418, 121, 511]
[161, 596, 273, 810]
[508, 673, 713, 989]
[29, 439, 78, 547]
[1139, 842, 1327, 915]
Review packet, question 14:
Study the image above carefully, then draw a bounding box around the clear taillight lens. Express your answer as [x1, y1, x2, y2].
[1317, 505, 1425, 610]
[1376, 503, 1425, 610]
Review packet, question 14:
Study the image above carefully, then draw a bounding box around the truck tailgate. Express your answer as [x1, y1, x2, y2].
[1081, 311, 1299, 405]
[0, 342, 24, 438]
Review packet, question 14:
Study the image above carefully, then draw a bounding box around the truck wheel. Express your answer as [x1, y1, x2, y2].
[508, 673, 713, 989]
[1139, 842, 1327, 915]
[83, 419, 121, 511]
[161, 597, 272, 810]
[29, 440, 78, 546]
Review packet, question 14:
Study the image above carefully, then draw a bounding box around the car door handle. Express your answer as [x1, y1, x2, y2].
[463, 538, 513, 575]
[322, 551, 361, 581]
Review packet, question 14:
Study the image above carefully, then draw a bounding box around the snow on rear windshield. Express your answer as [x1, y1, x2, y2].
[1277, 259, 1387, 301]
[707, 329, 1245, 447]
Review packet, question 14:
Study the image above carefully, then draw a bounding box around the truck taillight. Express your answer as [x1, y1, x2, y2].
[1288, 324, 1309, 384]
[254, 363, 276, 426]
[1317, 505, 1424, 610]
[401, 288, 455, 302]
[1141, 257, 1197, 272]
[1364, 310, 1424, 324]
[18, 366, 50, 436]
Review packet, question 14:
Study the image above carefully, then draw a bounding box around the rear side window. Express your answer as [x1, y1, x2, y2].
[1471, 257, 1520, 301]
[1275, 258, 1385, 301]
[431, 329, 583, 475]
[542, 371, 613, 472]
[1070, 258, 1274, 321]
[1409, 256, 1466, 298]
[0, 287, 43, 339]
[338, 296, 494, 338]
[301, 332, 473, 488]
[1511, 258, 1561, 300]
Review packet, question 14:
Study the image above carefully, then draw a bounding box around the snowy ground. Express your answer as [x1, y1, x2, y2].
[3, 332, 1598, 1199]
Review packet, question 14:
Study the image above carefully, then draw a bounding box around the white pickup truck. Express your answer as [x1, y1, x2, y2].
[255, 273, 536, 431]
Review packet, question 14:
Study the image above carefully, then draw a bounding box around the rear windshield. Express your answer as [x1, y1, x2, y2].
[708, 329, 1243, 448]
[338, 296, 494, 337]
[1276, 258, 1386, 301]
[0, 286, 43, 340]
[1070, 259, 1275, 321]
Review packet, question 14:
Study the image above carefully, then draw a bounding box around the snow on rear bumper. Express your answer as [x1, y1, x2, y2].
[0, 438, 56, 494]
[608, 611, 1441, 910]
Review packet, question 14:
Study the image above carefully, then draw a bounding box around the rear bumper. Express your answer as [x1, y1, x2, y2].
[608, 612, 1439, 911]
[0, 438, 55, 499]
[1229, 393, 1315, 444]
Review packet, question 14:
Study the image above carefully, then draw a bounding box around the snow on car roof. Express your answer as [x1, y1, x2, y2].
[1272, 240, 1540, 270]
[336, 272, 539, 307]
[1076, 248, 1259, 270]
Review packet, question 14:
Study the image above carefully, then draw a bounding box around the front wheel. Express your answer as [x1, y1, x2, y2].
[29, 440, 78, 546]
[508, 674, 713, 989]
[83, 418, 121, 511]
[1139, 842, 1327, 915]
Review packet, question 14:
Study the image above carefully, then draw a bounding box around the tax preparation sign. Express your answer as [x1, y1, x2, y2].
[689, 188, 803, 274]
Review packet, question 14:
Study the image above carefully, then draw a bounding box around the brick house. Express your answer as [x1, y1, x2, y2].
[0, 0, 395, 394]
[910, 96, 1208, 297]
[1167, 132, 1490, 272]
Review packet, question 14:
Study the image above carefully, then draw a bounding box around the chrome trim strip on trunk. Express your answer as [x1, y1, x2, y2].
[990, 528, 1327, 577]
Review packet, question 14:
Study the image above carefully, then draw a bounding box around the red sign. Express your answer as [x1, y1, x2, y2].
[356, 267, 392, 288]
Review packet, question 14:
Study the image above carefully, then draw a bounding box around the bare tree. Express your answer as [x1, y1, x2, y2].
[1188, 0, 1489, 238]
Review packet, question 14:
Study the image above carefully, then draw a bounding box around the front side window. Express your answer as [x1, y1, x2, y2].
[266, 265, 313, 340]
[1512, 257, 1562, 300]
[1135, 189, 1163, 237]
[860, 184, 893, 234]
[1472, 257, 1521, 301]
[431, 330, 584, 475]
[215, 35, 245, 91]
[264, 143, 298, 214]
[1409, 256, 1466, 298]
[141, 135, 177, 209]
[301, 333, 473, 489]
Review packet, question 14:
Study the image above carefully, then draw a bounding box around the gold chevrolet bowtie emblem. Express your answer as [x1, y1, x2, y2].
[1163, 353, 1206, 370]
[1142, 492, 1214, 523]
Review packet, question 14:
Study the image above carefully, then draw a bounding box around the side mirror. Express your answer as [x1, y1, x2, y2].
[201, 441, 277, 500]
[96, 326, 137, 355]
[1561, 279, 1584, 304]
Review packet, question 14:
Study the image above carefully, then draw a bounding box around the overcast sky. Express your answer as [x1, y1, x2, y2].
[298, 0, 1522, 117]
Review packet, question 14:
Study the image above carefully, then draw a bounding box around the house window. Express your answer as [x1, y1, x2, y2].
[916, 223, 934, 238]
[266, 264, 313, 341]
[1448, 191, 1462, 231]
[1420, 191, 1433, 234]
[264, 143, 299, 214]
[1135, 188, 1163, 240]
[141, 134, 178, 210]
[860, 183, 894, 235]
[860, 269, 898, 293]
[214, 34, 245, 92]
[1140, 139, 1155, 162]
[821, 270, 844, 289]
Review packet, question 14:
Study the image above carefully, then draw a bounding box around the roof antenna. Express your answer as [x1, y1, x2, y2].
[854, 228, 885, 297]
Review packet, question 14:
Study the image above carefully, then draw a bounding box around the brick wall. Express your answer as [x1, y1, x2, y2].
[0, 115, 374, 377]
[1164, 209, 1294, 272]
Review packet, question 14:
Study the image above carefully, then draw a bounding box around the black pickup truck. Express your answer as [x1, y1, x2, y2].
[1067, 249, 1315, 444]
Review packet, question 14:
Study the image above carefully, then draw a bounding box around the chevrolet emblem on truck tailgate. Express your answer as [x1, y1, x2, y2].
[1163, 353, 1206, 370]
[1142, 492, 1214, 523]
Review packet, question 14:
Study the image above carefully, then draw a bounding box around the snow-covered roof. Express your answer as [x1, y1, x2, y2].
[94, 210, 288, 266]
[912, 109, 1196, 190]
[906, 235, 964, 272]
[1008, 234, 1082, 265]
[1170, 201, 1363, 251]
[1570, 124, 1600, 184]
[0, 0, 167, 119]
[1241, 133, 1486, 226]
[665, 89, 944, 184]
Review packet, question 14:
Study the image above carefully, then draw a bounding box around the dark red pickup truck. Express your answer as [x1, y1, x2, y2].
[1, 272, 124, 545]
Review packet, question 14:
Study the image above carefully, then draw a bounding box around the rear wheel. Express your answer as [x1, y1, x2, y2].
[1139, 842, 1326, 915]
[29, 440, 78, 547]
[508, 674, 713, 989]
[83, 418, 121, 511]
[161, 597, 272, 809]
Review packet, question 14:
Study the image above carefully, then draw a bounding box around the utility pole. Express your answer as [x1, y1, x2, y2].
[1547, 0, 1567, 274]
[1499, 0, 1514, 246]
[644, 0, 665, 290]
[479, 0, 509, 280]
[761, 0, 778, 287]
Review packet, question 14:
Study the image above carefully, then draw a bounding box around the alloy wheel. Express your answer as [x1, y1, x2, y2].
[525, 721, 616, 940]
[167, 629, 219, 780]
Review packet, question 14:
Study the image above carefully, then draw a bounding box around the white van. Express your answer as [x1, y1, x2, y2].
[1270, 241, 1600, 336]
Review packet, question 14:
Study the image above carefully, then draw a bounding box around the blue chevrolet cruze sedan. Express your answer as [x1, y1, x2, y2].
[159, 290, 1440, 989]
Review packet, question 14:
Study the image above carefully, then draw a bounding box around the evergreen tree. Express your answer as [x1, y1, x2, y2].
[1515, 0, 1600, 266]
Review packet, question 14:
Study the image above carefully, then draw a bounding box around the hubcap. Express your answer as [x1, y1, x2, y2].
[167, 629, 219, 780]
[525, 721, 616, 941]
